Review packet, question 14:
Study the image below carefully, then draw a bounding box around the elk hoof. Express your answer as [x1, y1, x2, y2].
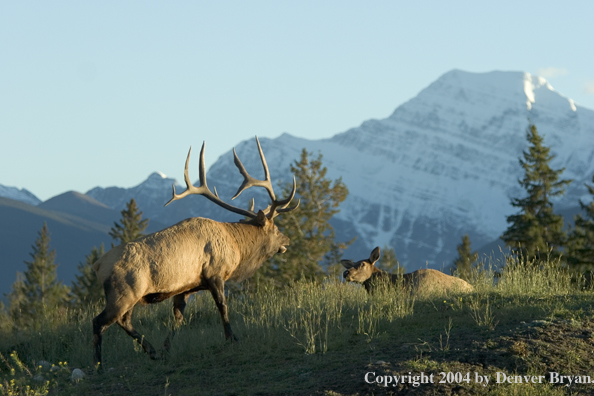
[226, 334, 239, 343]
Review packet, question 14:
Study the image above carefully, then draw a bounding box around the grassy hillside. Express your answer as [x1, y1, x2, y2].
[1, 255, 593, 395]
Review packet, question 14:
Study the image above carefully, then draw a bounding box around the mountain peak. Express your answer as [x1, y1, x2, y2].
[0, 184, 41, 206]
[411, 69, 576, 114]
[148, 171, 168, 180]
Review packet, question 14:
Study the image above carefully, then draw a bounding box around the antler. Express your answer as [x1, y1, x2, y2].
[232, 137, 299, 218]
[165, 136, 299, 220]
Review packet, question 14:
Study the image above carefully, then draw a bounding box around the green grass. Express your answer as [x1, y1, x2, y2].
[1, 255, 594, 395]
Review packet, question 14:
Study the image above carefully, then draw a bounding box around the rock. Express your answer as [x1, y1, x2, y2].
[37, 360, 51, 370]
[71, 368, 85, 382]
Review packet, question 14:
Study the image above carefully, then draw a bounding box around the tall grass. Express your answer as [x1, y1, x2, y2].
[0, 277, 417, 370]
[497, 254, 574, 297]
[0, 252, 591, 395]
[235, 278, 414, 354]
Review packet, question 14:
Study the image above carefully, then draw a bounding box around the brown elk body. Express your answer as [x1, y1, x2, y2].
[92, 137, 298, 367]
[342, 247, 473, 297]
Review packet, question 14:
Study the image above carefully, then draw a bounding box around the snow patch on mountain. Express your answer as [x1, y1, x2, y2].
[0, 185, 41, 206]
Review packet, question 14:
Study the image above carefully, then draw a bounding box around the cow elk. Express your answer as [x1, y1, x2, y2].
[342, 247, 473, 298]
[92, 137, 299, 368]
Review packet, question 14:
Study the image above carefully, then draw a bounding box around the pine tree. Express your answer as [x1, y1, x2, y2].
[0, 301, 12, 333]
[255, 149, 350, 287]
[109, 198, 149, 245]
[7, 223, 70, 330]
[501, 124, 572, 261]
[452, 234, 478, 280]
[71, 244, 105, 307]
[566, 174, 594, 267]
[378, 245, 404, 274]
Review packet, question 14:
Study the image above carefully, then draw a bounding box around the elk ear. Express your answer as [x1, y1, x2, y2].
[341, 259, 355, 269]
[369, 246, 381, 264]
[256, 210, 268, 227]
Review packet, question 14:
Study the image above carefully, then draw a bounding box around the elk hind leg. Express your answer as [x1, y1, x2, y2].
[163, 293, 190, 352]
[208, 277, 238, 342]
[117, 308, 158, 360]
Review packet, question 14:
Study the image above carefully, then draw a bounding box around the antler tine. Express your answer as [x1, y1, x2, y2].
[265, 176, 300, 219]
[275, 198, 300, 214]
[278, 175, 297, 208]
[164, 146, 201, 207]
[164, 143, 258, 219]
[255, 136, 272, 191]
[231, 136, 276, 202]
[263, 198, 301, 218]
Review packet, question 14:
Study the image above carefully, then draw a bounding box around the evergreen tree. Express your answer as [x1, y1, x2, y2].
[71, 244, 105, 307]
[566, 174, 594, 267]
[255, 149, 350, 287]
[501, 124, 572, 260]
[109, 198, 149, 245]
[377, 245, 404, 274]
[7, 223, 70, 329]
[452, 234, 478, 280]
[0, 301, 12, 333]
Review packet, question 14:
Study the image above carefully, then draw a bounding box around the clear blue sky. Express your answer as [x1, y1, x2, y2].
[2, 1, 593, 201]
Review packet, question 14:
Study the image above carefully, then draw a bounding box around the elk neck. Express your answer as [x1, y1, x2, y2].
[362, 268, 400, 292]
[223, 221, 278, 282]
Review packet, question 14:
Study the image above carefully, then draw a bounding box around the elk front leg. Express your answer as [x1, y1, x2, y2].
[207, 277, 238, 342]
[93, 309, 120, 370]
[164, 293, 190, 352]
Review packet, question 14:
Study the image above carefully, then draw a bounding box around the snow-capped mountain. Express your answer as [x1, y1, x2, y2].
[30, 69, 594, 271]
[0, 185, 41, 206]
[86, 172, 180, 225]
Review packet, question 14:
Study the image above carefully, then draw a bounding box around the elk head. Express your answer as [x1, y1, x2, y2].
[342, 246, 382, 283]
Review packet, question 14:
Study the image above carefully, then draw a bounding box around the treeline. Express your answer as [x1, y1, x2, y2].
[452, 124, 594, 279]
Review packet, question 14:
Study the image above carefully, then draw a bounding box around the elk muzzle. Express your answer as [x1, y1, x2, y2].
[343, 269, 354, 282]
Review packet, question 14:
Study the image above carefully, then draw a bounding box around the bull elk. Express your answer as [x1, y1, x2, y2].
[92, 137, 298, 367]
[342, 247, 473, 297]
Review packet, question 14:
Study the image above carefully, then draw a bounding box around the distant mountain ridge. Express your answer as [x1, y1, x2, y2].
[0, 185, 41, 206]
[2, 70, 593, 294]
[0, 193, 167, 301]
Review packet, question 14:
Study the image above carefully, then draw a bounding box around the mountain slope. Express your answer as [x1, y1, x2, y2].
[0, 191, 168, 300]
[0, 185, 41, 206]
[38, 191, 120, 226]
[0, 197, 113, 300]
